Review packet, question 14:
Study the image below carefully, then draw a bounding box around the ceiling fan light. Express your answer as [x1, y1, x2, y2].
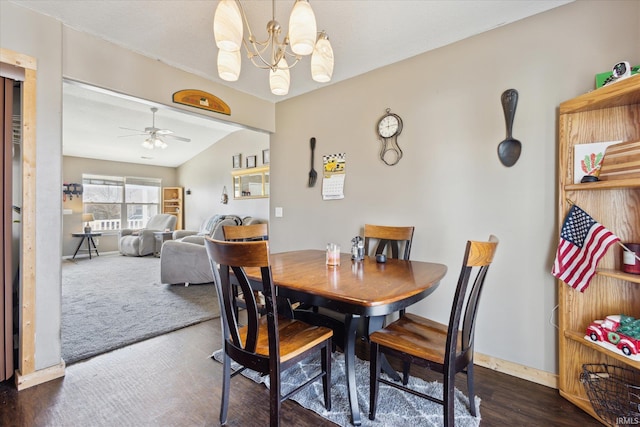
[270, 57, 290, 96]
[214, 0, 243, 52]
[311, 32, 334, 83]
[288, 0, 317, 56]
[218, 49, 241, 81]
[142, 138, 154, 150]
[153, 137, 165, 148]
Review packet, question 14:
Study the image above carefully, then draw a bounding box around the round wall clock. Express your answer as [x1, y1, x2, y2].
[377, 108, 403, 166]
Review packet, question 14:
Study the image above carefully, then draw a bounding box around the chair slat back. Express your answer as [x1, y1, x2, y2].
[446, 235, 499, 363]
[363, 224, 415, 260]
[204, 238, 276, 370]
[223, 223, 269, 241]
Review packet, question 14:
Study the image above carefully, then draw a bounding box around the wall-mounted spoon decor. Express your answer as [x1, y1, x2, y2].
[497, 89, 522, 167]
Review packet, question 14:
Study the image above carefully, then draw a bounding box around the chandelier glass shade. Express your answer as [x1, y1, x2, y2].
[213, 0, 334, 96]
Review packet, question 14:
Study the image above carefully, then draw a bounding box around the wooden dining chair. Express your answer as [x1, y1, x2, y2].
[369, 235, 499, 427]
[204, 238, 332, 427]
[364, 224, 414, 318]
[222, 223, 268, 242]
[363, 224, 414, 261]
[222, 223, 269, 316]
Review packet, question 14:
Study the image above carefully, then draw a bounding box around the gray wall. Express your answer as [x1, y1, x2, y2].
[1, 0, 639, 377]
[269, 0, 640, 374]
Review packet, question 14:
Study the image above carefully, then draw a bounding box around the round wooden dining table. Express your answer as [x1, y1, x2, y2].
[249, 249, 447, 426]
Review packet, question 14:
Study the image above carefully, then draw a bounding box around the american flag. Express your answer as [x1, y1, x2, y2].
[552, 205, 619, 292]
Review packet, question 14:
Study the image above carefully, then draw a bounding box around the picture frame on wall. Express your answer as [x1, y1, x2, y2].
[232, 154, 241, 169]
[246, 155, 257, 168]
[262, 149, 270, 164]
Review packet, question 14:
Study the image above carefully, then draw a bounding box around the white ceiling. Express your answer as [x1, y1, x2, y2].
[11, 0, 573, 166]
[63, 81, 246, 167]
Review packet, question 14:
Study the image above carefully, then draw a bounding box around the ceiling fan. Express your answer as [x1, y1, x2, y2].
[119, 107, 191, 149]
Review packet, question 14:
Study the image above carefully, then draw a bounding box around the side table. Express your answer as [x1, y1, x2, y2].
[71, 232, 102, 260]
[153, 231, 173, 257]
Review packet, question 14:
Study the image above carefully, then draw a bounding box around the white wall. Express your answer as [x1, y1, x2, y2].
[177, 129, 270, 229]
[1, 2, 64, 370]
[269, 0, 640, 374]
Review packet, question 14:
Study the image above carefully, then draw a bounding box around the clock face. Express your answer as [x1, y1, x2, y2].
[378, 115, 400, 138]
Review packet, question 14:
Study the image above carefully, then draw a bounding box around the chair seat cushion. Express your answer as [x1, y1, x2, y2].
[239, 316, 333, 363]
[369, 313, 461, 364]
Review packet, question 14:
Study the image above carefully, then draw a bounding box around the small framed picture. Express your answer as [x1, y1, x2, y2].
[262, 149, 270, 165]
[232, 154, 241, 169]
[246, 155, 257, 168]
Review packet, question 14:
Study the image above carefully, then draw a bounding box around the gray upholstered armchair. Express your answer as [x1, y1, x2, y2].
[119, 213, 177, 257]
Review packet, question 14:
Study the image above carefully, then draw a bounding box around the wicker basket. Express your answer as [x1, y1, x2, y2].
[581, 364, 640, 426]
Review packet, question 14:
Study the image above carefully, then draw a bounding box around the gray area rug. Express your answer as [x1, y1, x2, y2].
[212, 350, 481, 427]
[62, 253, 219, 364]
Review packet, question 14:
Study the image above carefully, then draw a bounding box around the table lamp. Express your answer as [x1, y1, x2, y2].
[82, 213, 94, 233]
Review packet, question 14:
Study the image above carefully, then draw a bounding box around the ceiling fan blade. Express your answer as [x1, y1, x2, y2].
[119, 126, 146, 133]
[118, 133, 148, 138]
[164, 134, 191, 142]
[155, 129, 174, 135]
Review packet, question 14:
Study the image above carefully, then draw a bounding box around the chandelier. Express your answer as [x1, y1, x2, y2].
[213, 0, 334, 96]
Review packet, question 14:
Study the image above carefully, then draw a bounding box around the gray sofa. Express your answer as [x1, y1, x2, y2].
[160, 214, 263, 285]
[119, 213, 177, 257]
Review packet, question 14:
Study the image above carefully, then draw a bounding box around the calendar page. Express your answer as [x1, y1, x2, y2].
[322, 153, 346, 200]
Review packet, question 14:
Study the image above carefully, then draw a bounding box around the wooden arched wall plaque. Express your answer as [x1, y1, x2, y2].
[172, 89, 231, 115]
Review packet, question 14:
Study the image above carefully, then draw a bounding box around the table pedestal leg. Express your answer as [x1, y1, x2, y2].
[344, 314, 361, 426]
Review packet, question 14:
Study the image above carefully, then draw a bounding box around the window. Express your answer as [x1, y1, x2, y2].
[82, 174, 161, 231]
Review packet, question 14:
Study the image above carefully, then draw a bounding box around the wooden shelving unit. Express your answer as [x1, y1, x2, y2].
[162, 187, 183, 230]
[557, 74, 640, 425]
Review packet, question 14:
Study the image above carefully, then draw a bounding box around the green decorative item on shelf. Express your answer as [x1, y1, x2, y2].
[618, 315, 640, 340]
[595, 62, 640, 88]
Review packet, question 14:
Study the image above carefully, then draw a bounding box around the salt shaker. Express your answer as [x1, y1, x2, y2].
[351, 236, 364, 261]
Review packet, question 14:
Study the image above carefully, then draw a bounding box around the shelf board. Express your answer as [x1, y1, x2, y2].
[565, 177, 640, 190]
[565, 329, 640, 370]
[560, 74, 640, 114]
[597, 268, 640, 284]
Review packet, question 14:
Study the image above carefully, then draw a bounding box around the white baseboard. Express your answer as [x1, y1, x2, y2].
[475, 352, 558, 389]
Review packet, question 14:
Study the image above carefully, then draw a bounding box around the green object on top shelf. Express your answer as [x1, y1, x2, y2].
[595, 65, 640, 88]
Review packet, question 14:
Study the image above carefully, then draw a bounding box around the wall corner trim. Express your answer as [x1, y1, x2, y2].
[15, 360, 65, 391]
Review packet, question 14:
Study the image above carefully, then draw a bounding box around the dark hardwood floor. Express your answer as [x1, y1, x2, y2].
[0, 319, 601, 426]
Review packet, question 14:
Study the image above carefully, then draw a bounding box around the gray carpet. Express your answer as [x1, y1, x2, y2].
[212, 350, 481, 427]
[62, 253, 219, 364]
